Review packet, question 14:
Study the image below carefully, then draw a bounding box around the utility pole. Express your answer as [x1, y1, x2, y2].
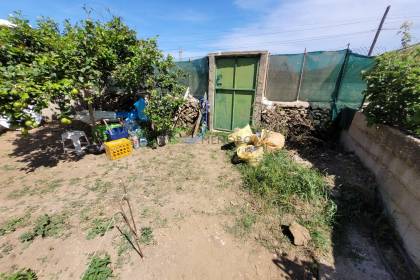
[368, 5, 391, 56]
[178, 48, 183, 61]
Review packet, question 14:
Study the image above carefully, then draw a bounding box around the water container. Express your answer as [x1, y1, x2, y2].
[139, 138, 148, 147]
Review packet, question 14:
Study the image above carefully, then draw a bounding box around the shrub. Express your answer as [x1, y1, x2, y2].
[363, 45, 420, 136]
[145, 89, 184, 136]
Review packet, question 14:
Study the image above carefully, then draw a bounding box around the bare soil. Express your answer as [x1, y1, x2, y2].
[0, 127, 285, 279]
[0, 126, 407, 279]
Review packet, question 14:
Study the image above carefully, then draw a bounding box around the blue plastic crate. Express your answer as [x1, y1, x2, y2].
[106, 127, 129, 141]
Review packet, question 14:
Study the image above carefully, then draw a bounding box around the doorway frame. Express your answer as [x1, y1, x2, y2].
[208, 51, 269, 131]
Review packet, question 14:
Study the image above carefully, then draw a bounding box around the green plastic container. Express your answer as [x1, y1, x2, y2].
[94, 124, 122, 141]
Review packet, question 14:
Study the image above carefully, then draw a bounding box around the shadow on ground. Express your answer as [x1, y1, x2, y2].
[273, 255, 334, 280]
[291, 141, 418, 280]
[9, 125, 82, 172]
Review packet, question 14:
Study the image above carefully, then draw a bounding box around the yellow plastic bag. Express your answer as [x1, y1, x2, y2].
[236, 145, 264, 166]
[228, 124, 253, 147]
[260, 129, 285, 152]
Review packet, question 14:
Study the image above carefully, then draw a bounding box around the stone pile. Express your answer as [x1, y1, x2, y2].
[261, 105, 331, 142]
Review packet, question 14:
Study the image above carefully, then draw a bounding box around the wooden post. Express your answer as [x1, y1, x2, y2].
[368, 5, 391, 56]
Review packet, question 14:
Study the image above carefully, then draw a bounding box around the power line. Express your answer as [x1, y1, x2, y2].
[158, 20, 410, 47]
[157, 15, 420, 42]
[161, 24, 420, 54]
[163, 28, 407, 59]
[162, 28, 402, 53]
[157, 19, 419, 52]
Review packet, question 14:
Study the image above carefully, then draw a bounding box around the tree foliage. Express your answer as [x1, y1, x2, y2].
[0, 13, 71, 130]
[363, 45, 420, 136]
[0, 12, 185, 135]
[397, 21, 412, 49]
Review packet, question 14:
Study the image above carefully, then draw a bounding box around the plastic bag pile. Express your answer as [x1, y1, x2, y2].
[227, 124, 285, 166]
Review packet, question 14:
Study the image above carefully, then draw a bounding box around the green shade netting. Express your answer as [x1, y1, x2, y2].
[175, 57, 208, 97]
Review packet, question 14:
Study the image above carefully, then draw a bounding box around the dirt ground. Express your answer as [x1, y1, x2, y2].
[0, 126, 286, 279]
[0, 126, 408, 279]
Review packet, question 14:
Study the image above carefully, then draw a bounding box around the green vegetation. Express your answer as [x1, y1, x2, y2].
[7, 179, 64, 198]
[82, 254, 113, 280]
[226, 207, 257, 238]
[145, 88, 185, 137]
[89, 179, 113, 193]
[114, 228, 133, 267]
[86, 217, 114, 240]
[0, 12, 185, 135]
[19, 232, 36, 243]
[19, 213, 69, 243]
[0, 164, 15, 171]
[7, 186, 32, 199]
[116, 229, 133, 257]
[363, 44, 419, 136]
[0, 213, 30, 236]
[0, 268, 37, 280]
[140, 227, 153, 245]
[237, 151, 336, 249]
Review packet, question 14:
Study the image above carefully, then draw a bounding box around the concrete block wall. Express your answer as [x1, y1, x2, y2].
[340, 111, 420, 267]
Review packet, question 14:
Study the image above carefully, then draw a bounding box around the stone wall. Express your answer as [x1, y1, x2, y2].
[341, 111, 420, 267]
[260, 104, 331, 142]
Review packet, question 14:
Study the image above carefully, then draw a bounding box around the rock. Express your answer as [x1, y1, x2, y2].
[288, 221, 311, 246]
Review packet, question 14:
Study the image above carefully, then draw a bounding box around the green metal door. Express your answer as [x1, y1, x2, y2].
[214, 56, 258, 131]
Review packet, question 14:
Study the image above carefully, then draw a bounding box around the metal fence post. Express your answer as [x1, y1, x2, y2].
[296, 48, 307, 102]
[332, 44, 351, 119]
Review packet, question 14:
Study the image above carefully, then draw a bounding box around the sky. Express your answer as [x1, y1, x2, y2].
[1, 0, 419, 60]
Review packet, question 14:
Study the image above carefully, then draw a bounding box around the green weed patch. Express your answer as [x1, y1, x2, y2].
[86, 218, 114, 240]
[82, 254, 113, 280]
[0, 268, 37, 280]
[0, 213, 31, 236]
[19, 213, 69, 243]
[236, 151, 336, 250]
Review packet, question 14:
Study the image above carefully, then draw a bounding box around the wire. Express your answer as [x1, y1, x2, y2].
[156, 14, 420, 39]
[160, 15, 420, 43]
[163, 29, 380, 52]
[163, 25, 420, 58]
[160, 22, 416, 51]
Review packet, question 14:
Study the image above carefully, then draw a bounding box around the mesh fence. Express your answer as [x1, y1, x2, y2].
[266, 49, 375, 116]
[175, 57, 208, 97]
[299, 50, 346, 107]
[266, 54, 304, 102]
[174, 50, 374, 120]
[334, 53, 376, 114]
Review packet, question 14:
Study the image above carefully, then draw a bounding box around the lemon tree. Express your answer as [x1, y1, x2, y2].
[0, 12, 185, 134]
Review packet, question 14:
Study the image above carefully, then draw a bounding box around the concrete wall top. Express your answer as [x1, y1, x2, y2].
[350, 112, 420, 169]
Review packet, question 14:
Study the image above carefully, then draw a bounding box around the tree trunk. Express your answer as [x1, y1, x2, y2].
[84, 89, 96, 140]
